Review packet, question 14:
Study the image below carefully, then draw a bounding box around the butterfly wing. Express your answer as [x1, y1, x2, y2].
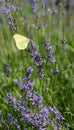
[13, 34, 29, 50]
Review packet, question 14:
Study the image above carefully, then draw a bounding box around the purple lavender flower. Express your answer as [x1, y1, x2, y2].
[28, 81, 34, 90]
[14, 79, 20, 86]
[19, 106, 26, 112]
[11, 4, 17, 11]
[66, 122, 70, 129]
[47, 8, 52, 14]
[6, 92, 17, 110]
[1, 7, 10, 14]
[27, 67, 33, 73]
[32, 51, 44, 68]
[41, 106, 49, 116]
[21, 78, 29, 91]
[8, 113, 13, 124]
[38, 69, 45, 79]
[0, 110, 3, 119]
[29, 40, 39, 52]
[29, 0, 37, 4]
[16, 124, 21, 130]
[24, 128, 27, 130]
[8, 114, 21, 129]
[53, 8, 58, 15]
[6, 90, 68, 130]
[3, 63, 11, 77]
[7, 16, 18, 32]
[26, 67, 34, 78]
[49, 106, 65, 125]
[37, 94, 43, 107]
[33, 51, 40, 58]
[23, 113, 30, 123]
[0, 111, 9, 129]
[5, 67, 68, 129]
[32, 4, 38, 12]
[26, 90, 32, 98]
[38, 23, 45, 30]
[29, 40, 45, 78]
[22, 80, 34, 91]
[50, 57, 56, 64]
[56, 68, 60, 73]
[32, 119, 39, 127]
[44, 40, 56, 64]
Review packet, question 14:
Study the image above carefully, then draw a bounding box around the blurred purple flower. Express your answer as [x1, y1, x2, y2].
[19, 106, 26, 112]
[56, 68, 60, 73]
[29, 40, 39, 52]
[29, 0, 37, 4]
[1, 7, 10, 14]
[3, 63, 11, 77]
[24, 128, 27, 130]
[44, 40, 56, 64]
[37, 94, 43, 107]
[66, 122, 70, 128]
[28, 81, 34, 90]
[47, 8, 52, 14]
[50, 57, 56, 64]
[14, 79, 20, 86]
[11, 4, 17, 11]
[38, 23, 45, 30]
[0, 110, 3, 119]
[23, 113, 30, 123]
[32, 4, 38, 12]
[8, 114, 13, 124]
[27, 67, 33, 73]
[53, 8, 58, 15]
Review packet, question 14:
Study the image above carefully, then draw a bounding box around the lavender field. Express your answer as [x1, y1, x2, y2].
[0, 0, 74, 130]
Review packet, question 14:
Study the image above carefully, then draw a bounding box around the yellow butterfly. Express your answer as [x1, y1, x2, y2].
[13, 34, 30, 50]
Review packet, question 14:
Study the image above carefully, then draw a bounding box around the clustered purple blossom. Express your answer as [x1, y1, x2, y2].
[44, 40, 56, 64]
[21, 67, 34, 90]
[7, 15, 18, 32]
[14, 79, 20, 86]
[0, 0, 17, 12]
[29, 40, 45, 78]
[44, 40, 60, 75]
[8, 114, 21, 130]
[0, 67, 68, 129]
[0, 110, 9, 129]
[1, 93, 69, 130]
[1, 2, 18, 32]
[1, 7, 10, 15]
[53, 8, 58, 15]
[21, 67, 43, 108]
[3, 63, 11, 77]
[29, 0, 38, 12]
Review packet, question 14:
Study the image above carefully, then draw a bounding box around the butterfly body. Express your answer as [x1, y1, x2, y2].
[13, 34, 30, 50]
